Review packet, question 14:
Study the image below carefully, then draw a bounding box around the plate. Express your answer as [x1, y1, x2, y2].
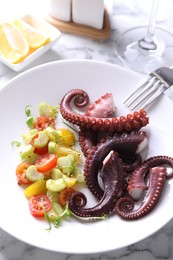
[0, 15, 61, 71]
[0, 60, 173, 254]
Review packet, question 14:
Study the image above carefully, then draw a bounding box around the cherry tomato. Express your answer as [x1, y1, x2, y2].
[30, 134, 48, 155]
[29, 195, 52, 217]
[59, 188, 76, 207]
[34, 116, 55, 131]
[16, 161, 32, 185]
[35, 154, 57, 173]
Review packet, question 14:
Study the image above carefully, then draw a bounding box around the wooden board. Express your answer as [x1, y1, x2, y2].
[45, 9, 110, 40]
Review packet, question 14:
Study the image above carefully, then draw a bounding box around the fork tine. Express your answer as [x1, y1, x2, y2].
[140, 84, 165, 109]
[126, 78, 157, 108]
[123, 75, 156, 105]
[124, 67, 173, 111]
[129, 80, 161, 110]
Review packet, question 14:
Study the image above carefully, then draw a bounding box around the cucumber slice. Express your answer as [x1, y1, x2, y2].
[46, 178, 66, 192]
[48, 141, 56, 154]
[57, 154, 75, 174]
[53, 202, 63, 215]
[47, 202, 63, 221]
[38, 102, 58, 118]
[44, 127, 60, 142]
[26, 165, 44, 182]
[34, 131, 49, 148]
[22, 129, 38, 144]
[51, 168, 62, 179]
[20, 144, 38, 164]
[47, 190, 59, 202]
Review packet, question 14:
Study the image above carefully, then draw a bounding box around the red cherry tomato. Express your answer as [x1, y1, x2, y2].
[59, 188, 76, 207]
[16, 161, 32, 185]
[29, 195, 52, 217]
[35, 153, 57, 173]
[34, 116, 55, 131]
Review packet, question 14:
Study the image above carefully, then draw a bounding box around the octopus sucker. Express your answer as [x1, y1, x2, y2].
[79, 130, 114, 157]
[68, 151, 126, 218]
[78, 129, 98, 157]
[60, 89, 149, 133]
[115, 167, 167, 220]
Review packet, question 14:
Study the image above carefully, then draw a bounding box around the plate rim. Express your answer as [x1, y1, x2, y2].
[0, 59, 173, 254]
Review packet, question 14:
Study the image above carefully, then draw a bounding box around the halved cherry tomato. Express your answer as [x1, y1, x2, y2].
[16, 161, 32, 185]
[35, 153, 57, 173]
[34, 116, 55, 131]
[29, 195, 52, 217]
[59, 188, 76, 207]
[30, 134, 48, 155]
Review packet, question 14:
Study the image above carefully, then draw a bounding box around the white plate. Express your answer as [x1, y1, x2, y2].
[0, 60, 173, 254]
[0, 15, 61, 71]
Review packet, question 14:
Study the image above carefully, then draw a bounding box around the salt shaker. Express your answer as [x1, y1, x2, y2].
[72, 0, 104, 29]
[48, 0, 71, 22]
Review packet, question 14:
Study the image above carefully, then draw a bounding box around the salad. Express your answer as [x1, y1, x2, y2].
[13, 102, 85, 229]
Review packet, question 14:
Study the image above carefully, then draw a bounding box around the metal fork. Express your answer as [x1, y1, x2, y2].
[124, 67, 173, 110]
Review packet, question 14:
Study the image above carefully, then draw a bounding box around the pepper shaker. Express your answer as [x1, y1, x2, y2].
[48, 0, 71, 22]
[72, 0, 104, 29]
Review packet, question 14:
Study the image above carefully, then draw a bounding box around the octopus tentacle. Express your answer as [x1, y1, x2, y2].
[145, 155, 173, 179]
[71, 89, 90, 108]
[79, 129, 143, 171]
[79, 130, 114, 157]
[60, 89, 149, 132]
[78, 129, 98, 157]
[84, 131, 147, 200]
[69, 151, 126, 218]
[128, 155, 173, 200]
[115, 167, 166, 220]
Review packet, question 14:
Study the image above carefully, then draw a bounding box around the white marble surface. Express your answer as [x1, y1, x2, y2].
[1, 0, 173, 259]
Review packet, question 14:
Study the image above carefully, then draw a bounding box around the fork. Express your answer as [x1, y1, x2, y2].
[124, 67, 173, 110]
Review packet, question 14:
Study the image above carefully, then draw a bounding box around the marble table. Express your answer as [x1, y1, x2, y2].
[0, 0, 173, 259]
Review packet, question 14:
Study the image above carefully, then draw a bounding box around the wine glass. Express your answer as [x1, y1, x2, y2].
[115, 0, 173, 74]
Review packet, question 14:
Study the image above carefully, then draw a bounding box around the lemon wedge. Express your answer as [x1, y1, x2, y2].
[0, 22, 30, 64]
[14, 18, 50, 49]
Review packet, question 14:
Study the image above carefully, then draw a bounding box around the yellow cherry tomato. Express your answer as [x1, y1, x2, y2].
[24, 180, 47, 199]
[57, 128, 76, 146]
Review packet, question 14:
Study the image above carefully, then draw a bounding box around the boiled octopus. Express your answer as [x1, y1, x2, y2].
[127, 155, 173, 201]
[68, 151, 126, 218]
[115, 166, 166, 220]
[115, 155, 173, 220]
[68, 131, 147, 218]
[59, 89, 173, 220]
[60, 89, 149, 133]
[83, 131, 147, 201]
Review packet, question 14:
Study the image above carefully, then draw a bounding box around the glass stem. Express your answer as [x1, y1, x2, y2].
[138, 0, 160, 51]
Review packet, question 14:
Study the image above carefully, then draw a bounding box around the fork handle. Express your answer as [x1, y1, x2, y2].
[154, 67, 173, 87]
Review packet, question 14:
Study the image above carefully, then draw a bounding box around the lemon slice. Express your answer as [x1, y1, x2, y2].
[14, 18, 50, 49]
[0, 22, 29, 64]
